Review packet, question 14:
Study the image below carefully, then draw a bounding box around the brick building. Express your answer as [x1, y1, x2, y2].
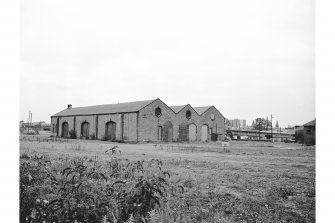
[51, 98, 226, 143]
[295, 119, 316, 145]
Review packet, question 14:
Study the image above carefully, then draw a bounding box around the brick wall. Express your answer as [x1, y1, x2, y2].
[199, 106, 225, 141]
[174, 105, 201, 141]
[96, 114, 121, 140]
[123, 113, 138, 142]
[137, 100, 225, 142]
[51, 100, 225, 143]
[138, 99, 177, 142]
[51, 113, 138, 142]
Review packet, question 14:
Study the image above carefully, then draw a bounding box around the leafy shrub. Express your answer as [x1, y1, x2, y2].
[20, 150, 185, 223]
[90, 133, 96, 140]
[101, 134, 108, 141]
[69, 130, 77, 139]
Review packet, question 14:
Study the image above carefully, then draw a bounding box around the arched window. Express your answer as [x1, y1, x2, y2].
[186, 110, 191, 120]
[155, 107, 162, 117]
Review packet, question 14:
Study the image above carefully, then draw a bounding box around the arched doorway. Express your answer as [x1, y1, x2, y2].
[188, 124, 197, 141]
[158, 126, 163, 141]
[61, 122, 69, 138]
[163, 121, 173, 142]
[105, 121, 116, 141]
[81, 122, 89, 139]
[178, 123, 188, 142]
[201, 125, 209, 142]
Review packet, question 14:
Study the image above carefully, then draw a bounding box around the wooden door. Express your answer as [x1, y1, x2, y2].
[105, 122, 116, 141]
[178, 123, 188, 142]
[81, 122, 89, 138]
[163, 121, 173, 142]
[61, 122, 69, 138]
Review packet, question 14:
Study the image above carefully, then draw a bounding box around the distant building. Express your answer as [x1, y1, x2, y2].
[241, 120, 246, 129]
[20, 121, 51, 131]
[284, 125, 301, 135]
[41, 123, 51, 131]
[295, 119, 316, 145]
[229, 119, 246, 130]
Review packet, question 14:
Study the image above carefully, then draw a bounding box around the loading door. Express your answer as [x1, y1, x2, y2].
[61, 122, 69, 138]
[163, 121, 173, 142]
[105, 121, 116, 141]
[178, 123, 188, 142]
[81, 122, 89, 139]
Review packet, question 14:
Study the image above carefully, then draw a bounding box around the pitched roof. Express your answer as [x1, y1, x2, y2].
[52, 99, 156, 117]
[169, 105, 186, 113]
[193, 106, 211, 115]
[303, 119, 316, 127]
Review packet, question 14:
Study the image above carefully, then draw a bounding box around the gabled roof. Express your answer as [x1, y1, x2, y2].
[303, 119, 316, 127]
[169, 105, 186, 113]
[52, 99, 157, 117]
[193, 106, 211, 115]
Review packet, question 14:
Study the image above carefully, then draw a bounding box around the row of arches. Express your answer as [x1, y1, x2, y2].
[157, 122, 210, 142]
[61, 121, 117, 140]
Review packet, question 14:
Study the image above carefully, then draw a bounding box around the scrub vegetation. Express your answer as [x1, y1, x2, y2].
[20, 135, 315, 223]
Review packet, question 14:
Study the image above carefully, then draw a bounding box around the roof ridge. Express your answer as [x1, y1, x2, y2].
[70, 99, 157, 109]
[51, 99, 157, 117]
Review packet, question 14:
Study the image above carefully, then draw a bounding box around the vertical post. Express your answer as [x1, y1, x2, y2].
[121, 114, 124, 141]
[225, 118, 227, 141]
[95, 116, 98, 140]
[259, 122, 261, 140]
[73, 116, 76, 135]
[56, 117, 59, 137]
[136, 112, 139, 143]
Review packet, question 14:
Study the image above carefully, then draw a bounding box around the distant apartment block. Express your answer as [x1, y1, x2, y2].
[229, 119, 247, 130]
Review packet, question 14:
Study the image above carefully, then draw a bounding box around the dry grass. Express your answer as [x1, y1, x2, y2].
[20, 135, 315, 222]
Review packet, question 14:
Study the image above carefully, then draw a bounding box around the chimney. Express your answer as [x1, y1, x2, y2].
[67, 104, 72, 109]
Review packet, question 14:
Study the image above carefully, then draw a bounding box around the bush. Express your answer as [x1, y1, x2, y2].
[101, 134, 108, 141]
[90, 133, 96, 140]
[20, 151, 185, 223]
[69, 130, 77, 139]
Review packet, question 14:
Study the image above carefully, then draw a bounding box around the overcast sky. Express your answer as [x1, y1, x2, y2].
[20, 0, 314, 127]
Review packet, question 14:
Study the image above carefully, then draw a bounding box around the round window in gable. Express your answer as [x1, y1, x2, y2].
[155, 107, 162, 117]
[186, 110, 191, 120]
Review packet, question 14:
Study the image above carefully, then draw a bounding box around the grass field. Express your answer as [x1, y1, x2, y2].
[20, 133, 315, 222]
